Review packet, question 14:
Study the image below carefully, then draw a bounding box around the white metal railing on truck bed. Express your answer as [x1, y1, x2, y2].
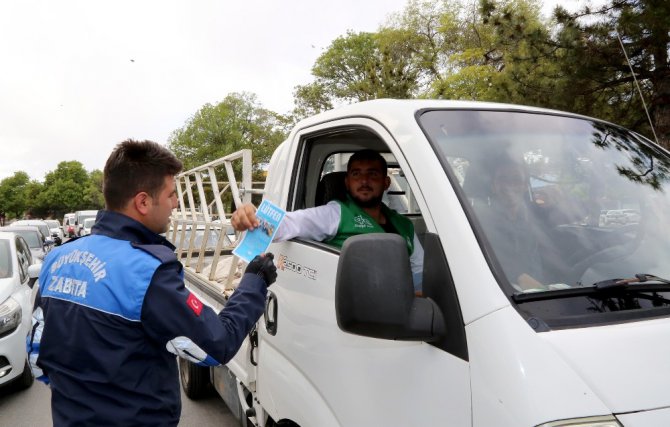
[167, 149, 264, 292]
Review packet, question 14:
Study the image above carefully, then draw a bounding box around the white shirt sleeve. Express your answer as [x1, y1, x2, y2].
[273, 201, 341, 242]
[273, 201, 424, 292]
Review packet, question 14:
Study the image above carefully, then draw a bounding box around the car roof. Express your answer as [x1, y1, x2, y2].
[1, 225, 43, 233]
[0, 231, 15, 240]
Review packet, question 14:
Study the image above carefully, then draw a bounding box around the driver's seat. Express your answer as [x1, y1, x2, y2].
[315, 172, 347, 206]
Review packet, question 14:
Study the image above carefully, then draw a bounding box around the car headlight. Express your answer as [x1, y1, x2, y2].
[0, 297, 22, 337]
[537, 415, 621, 427]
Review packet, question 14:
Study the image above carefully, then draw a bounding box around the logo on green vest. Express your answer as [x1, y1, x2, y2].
[353, 214, 374, 229]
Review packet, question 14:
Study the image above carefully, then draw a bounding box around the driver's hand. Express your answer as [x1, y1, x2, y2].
[517, 273, 545, 290]
[245, 253, 277, 286]
[231, 203, 260, 231]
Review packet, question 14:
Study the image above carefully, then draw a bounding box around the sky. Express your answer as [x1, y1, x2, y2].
[0, 0, 571, 181]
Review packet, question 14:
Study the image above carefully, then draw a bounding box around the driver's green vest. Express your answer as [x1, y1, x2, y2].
[326, 197, 415, 254]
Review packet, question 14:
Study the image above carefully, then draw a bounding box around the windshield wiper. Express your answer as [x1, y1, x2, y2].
[513, 273, 670, 304]
[593, 273, 670, 290]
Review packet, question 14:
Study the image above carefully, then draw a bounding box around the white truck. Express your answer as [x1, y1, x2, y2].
[169, 99, 670, 427]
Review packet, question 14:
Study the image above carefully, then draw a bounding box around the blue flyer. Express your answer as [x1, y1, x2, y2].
[233, 200, 286, 263]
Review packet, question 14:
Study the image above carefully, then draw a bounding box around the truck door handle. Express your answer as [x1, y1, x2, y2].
[264, 291, 278, 336]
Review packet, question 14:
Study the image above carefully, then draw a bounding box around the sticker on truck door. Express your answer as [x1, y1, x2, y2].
[277, 254, 317, 280]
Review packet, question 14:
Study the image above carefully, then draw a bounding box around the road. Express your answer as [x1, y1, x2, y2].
[0, 376, 237, 426]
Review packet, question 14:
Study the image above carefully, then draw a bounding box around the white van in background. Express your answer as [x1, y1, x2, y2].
[73, 210, 98, 236]
[62, 213, 75, 238]
[80, 218, 96, 236]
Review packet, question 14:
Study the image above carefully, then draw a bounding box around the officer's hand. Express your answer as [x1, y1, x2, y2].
[231, 203, 260, 231]
[245, 253, 277, 286]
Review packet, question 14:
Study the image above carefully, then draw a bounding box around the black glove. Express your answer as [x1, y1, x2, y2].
[245, 253, 277, 286]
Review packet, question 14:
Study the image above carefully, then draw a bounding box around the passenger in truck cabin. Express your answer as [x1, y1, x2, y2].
[477, 158, 544, 291]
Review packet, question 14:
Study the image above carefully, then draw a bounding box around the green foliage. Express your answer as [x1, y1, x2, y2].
[291, 82, 333, 121]
[293, 0, 668, 149]
[293, 28, 424, 115]
[37, 161, 99, 218]
[0, 161, 104, 220]
[552, 0, 670, 147]
[168, 92, 287, 173]
[0, 172, 30, 219]
[24, 181, 46, 218]
[83, 170, 105, 210]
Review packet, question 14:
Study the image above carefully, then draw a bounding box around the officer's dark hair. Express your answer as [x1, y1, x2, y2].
[103, 139, 183, 211]
[347, 149, 387, 175]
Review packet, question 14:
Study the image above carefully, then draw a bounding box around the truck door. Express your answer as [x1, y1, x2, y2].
[256, 118, 472, 426]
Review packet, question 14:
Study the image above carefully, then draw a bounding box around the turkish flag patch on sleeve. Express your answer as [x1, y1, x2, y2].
[186, 293, 203, 316]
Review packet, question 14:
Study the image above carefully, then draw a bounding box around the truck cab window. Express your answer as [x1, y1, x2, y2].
[319, 152, 422, 215]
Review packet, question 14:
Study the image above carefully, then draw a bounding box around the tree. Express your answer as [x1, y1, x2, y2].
[293, 0, 667, 150]
[429, 0, 561, 105]
[37, 161, 94, 218]
[0, 172, 30, 219]
[168, 92, 287, 173]
[294, 0, 557, 109]
[293, 28, 424, 114]
[552, 0, 670, 148]
[83, 170, 105, 210]
[24, 180, 47, 219]
[291, 82, 333, 120]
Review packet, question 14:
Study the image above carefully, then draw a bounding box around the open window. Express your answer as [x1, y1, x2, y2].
[288, 126, 425, 240]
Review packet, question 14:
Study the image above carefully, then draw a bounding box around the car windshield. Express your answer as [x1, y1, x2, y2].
[14, 221, 49, 238]
[45, 220, 59, 229]
[0, 240, 11, 278]
[420, 109, 670, 326]
[83, 218, 96, 228]
[10, 230, 41, 248]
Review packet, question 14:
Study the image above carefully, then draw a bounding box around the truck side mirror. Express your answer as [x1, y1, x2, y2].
[335, 233, 445, 342]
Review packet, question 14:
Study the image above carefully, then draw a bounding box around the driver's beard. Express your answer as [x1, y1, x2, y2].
[351, 193, 384, 209]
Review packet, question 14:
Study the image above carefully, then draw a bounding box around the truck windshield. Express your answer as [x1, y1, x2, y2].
[419, 109, 670, 327]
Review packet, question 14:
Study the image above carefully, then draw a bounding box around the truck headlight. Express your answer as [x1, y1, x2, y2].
[537, 415, 621, 427]
[0, 298, 22, 338]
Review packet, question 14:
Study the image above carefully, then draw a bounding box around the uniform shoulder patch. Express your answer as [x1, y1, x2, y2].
[131, 243, 177, 263]
[186, 292, 203, 316]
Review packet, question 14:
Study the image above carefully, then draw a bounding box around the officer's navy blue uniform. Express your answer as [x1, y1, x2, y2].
[31, 210, 267, 426]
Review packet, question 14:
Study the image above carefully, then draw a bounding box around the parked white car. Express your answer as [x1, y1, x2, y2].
[0, 231, 40, 390]
[0, 226, 52, 262]
[44, 219, 64, 242]
[12, 220, 53, 244]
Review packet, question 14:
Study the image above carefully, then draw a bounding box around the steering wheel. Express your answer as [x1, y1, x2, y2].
[568, 223, 646, 284]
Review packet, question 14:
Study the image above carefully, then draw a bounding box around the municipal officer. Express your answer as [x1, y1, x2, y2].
[29, 139, 277, 426]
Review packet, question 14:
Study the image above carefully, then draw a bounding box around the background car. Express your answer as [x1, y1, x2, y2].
[44, 219, 64, 242]
[80, 218, 96, 236]
[0, 231, 40, 391]
[0, 226, 52, 262]
[621, 208, 641, 224]
[604, 209, 626, 226]
[12, 220, 55, 245]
